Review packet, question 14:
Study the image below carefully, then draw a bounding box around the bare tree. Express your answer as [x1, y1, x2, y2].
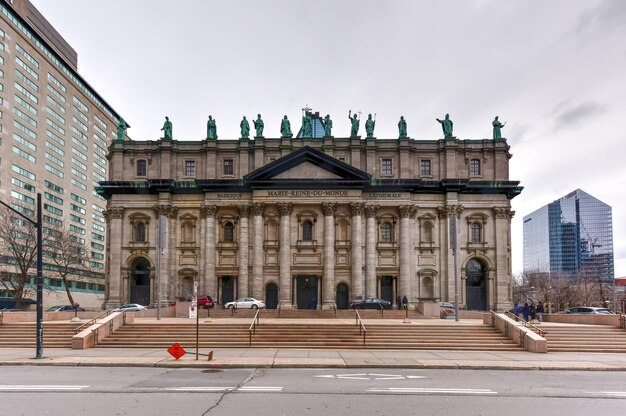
[0, 205, 39, 308]
[44, 225, 91, 306]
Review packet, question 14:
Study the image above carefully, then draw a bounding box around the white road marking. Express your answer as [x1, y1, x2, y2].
[0, 385, 89, 391]
[367, 387, 497, 395]
[588, 391, 626, 397]
[163, 386, 283, 393]
[315, 373, 427, 381]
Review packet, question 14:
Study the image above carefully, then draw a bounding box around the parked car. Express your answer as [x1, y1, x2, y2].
[559, 307, 614, 314]
[440, 302, 455, 309]
[224, 297, 265, 309]
[178, 295, 214, 309]
[113, 303, 147, 312]
[46, 305, 85, 312]
[0, 308, 25, 312]
[350, 297, 392, 310]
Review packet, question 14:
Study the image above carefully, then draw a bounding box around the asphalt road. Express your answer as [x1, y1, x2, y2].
[1, 367, 625, 415]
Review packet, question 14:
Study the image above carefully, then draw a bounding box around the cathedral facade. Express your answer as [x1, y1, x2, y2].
[98, 134, 521, 311]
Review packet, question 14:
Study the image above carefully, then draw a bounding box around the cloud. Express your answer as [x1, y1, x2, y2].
[574, 0, 626, 37]
[551, 99, 606, 129]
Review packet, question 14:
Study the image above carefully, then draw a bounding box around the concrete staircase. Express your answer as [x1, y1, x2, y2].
[0, 322, 80, 348]
[204, 309, 418, 319]
[539, 325, 626, 353]
[97, 321, 522, 351]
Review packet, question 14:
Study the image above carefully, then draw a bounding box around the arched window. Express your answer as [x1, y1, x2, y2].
[136, 159, 147, 177]
[302, 220, 313, 241]
[381, 222, 392, 243]
[135, 222, 146, 243]
[469, 159, 481, 176]
[471, 222, 482, 243]
[223, 222, 234, 242]
[422, 221, 433, 243]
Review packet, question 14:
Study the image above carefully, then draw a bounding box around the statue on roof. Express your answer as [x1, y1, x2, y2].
[398, 116, 407, 138]
[280, 115, 293, 138]
[323, 114, 333, 137]
[436, 113, 453, 138]
[302, 111, 313, 138]
[161, 116, 173, 140]
[116, 118, 127, 141]
[206, 115, 218, 139]
[240, 116, 250, 139]
[253, 114, 264, 137]
[365, 113, 376, 138]
[348, 110, 360, 137]
[492, 116, 506, 140]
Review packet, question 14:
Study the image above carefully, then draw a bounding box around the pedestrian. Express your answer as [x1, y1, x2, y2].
[530, 303, 537, 321]
[402, 295, 408, 310]
[536, 302, 545, 322]
[396, 295, 402, 310]
[522, 302, 530, 322]
[513, 303, 521, 319]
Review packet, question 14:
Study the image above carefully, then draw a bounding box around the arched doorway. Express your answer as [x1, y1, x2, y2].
[465, 258, 487, 310]
[265, 283, 278, 309]
[130, 257, 151, 305]
[336, 283, 349, 309]
[296, 276, 318, 309]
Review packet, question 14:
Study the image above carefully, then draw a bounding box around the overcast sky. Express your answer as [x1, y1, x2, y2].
[31, 0, 626, 278]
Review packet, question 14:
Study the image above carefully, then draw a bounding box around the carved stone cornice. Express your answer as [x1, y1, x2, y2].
[201, 204, 217, 218]
[399, 204, 417, 219]
[321, 202, 337, 217]
[251, 203, 265, 216]
[237, 204, 251, 217]
[350, 202, 364, 216]
[364, 204, 379, 218]
[493, 206, 515, 221]
[104, 207, 124, 220]
[437, 204, 464, 219]
[277, 202, 293, 216]
[152, 204, 169, 216]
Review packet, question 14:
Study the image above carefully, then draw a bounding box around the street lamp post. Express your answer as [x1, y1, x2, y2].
[0, 193, 43, 359]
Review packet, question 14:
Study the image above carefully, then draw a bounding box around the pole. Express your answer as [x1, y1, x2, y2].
[36, 193, 43, 358]
[449, 215, 460, 322]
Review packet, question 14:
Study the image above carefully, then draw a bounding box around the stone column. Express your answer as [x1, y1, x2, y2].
[203, 204, 217, 299]
[398, 204, 416, 300]
[167, 207, 178, 302]
[237, 204, 251, 297]
[103, 207, 124, 308]
[251, 203, 265, 300]
[493, 206, 514, 311]
[321, 202, 336, 309]
[350, 203, 364, 301]
[278, 203, 293, 307]
[364, 204, 378, 298]
[437, 204, 464, 304]
[150, 204, 171, 306]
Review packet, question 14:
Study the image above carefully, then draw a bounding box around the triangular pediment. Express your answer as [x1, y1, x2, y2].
[245, 147, 370, 187]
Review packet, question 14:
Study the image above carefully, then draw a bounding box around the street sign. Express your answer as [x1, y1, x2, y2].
[167, 343, 186, 360]
[189, 306, 197, 319]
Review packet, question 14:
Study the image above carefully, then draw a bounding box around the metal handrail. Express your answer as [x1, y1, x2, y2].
[248, 308, 261, 346]
[620, 314, 626, 330]
[0, 311, 3, 326]
[355, 309, 367, 347]
[332, 302, 337, 318]
[277, 302, 281, 318]
[504, 310, 546, 337]
[73, 308, 122, 334]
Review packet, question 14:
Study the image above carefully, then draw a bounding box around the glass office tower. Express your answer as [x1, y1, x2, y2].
[523, 189, 614, 282]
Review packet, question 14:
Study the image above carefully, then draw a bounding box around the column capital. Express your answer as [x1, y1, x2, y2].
[399, 204, 417, 218]
[238, 204, 251, 217]
[437, 204, 464, 219]
[350, 202, 364, 216]
[201, 204, 217, 218]
[277, 202, 293, 216]
[251, 202, 265, 216]
[493, 206, 514, 220]
[364, 204, 379, 218]
[104, 206, 124, 220]
[321, 202, 337, 217]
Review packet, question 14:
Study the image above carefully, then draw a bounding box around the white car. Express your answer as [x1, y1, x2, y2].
[113, 303, 147, 312]
[224, 297, 265, 309]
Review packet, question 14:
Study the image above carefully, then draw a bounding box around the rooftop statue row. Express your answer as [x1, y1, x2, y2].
[115, 113, 507, 141]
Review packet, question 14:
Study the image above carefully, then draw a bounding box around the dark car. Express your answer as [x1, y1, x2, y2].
[350, 297, 392, 310]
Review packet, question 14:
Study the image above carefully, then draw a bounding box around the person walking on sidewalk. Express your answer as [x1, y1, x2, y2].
[396, 296, 402, 310]
[402, 295, 408, 310]
[522, 302, 530, 322]
[536, 302, 545, 322]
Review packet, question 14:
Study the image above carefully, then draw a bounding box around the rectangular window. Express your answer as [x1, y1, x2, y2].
[16, 44, 40, 68]
[71, 203, 86, 215]
[93, 114, 107, 130]
[72, 157, 87, 171]
[48, 72, 66, 92]
[92, 223, 105, 232]
[47, 95, 66, 113]
[15, 56, 38, 80]
[11, 190, 35, 205]
[47, 118, 65, 135]
[15, 81, 38, 103]
[72, 146, 87, 161]
[70, 225, 85, 235]
[71, 193, 86, 205]
[73, 96, 89, 113]
[47, 84, 66, 102]
[45, 180, 64, 194]
[71, 167, 87, 180]
[71, 178, 87, 190]
[11, 177, 36, 193]
[93, 171, 106, 182]
[91, 242, 105, 250]
[45, 216, 63, 227]
[45, 152, 64, 167]
[70, 214, 86, 225]
[72, 136, 88, 151]
[72, 116, 88, 131]
[223, 159, 234, 176]
[46, 140, 65, 156]
[185, 160, 196, 177]
[92, 232, 105, 241]
[15, 69, 38, 92]
[12, 165, 36, 181]
[73, 106, 88, 123]
[47, 106, 66, 125]
[44, 203, 63, 216]
[15, 95, 38, 115]
[92, 203, 105, 213]
[13, 120, 37, 139]
[420, 160, 431, 176]
[470, 159, 481, 176]
[13, 107, 37, 127]
[381, 159, 393, 176]
[92, 213, 105, 223]
[13, 146, 36, 163]
[13, 133, 36, 151]
[46, 130, 65, 146]
[45, 164, 64, 178]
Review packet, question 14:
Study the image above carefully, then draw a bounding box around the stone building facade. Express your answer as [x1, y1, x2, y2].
[98, 135, 522, 311]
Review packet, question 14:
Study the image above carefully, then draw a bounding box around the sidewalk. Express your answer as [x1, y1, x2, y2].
[2, 347, 626, 371]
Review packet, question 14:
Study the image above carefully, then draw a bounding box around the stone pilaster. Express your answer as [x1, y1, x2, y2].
[321, 202, 337, 309]
[167, 206, 178, 302]
[398, 204, 416, 300]
[103, 207, 124, 308]
[237, 204, 251, 297]
[437, 204, 464, 304]
[493, 206, 515, 311]
[202, 204, 217, 299]
[278, 203, 293, 307]
[350, 203, 364, 301]
[251, 203, 265, 300]
[364, 204, 378, 298]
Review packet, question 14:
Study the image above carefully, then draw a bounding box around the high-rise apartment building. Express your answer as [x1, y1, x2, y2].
[0, 0, 125, 307]
[523, 189, 614, 282]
